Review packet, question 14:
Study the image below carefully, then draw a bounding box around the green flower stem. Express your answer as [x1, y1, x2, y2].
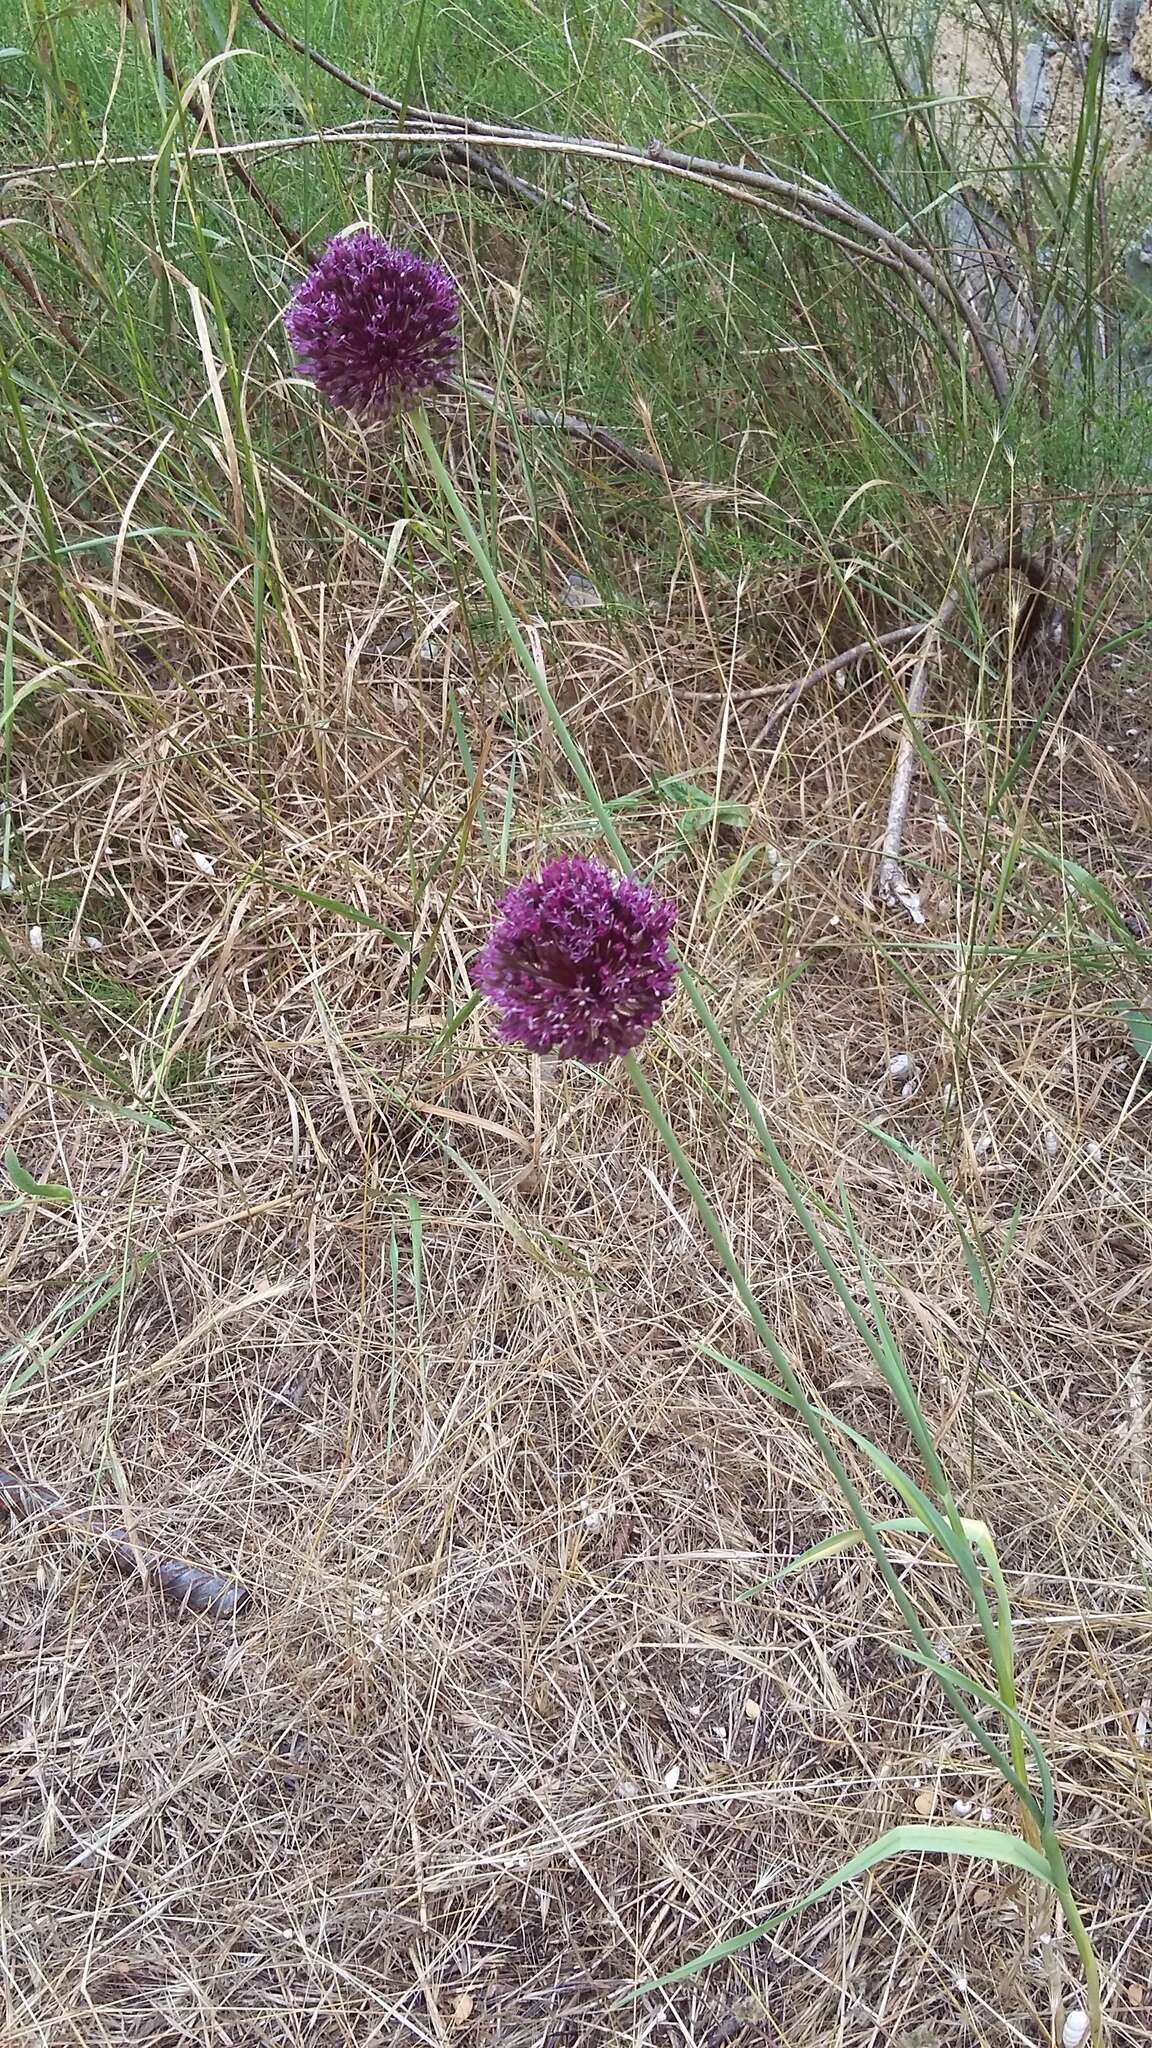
[411, 407, 999, 1633]
[412, 407, 1099, 2033]
[411, 404, 1017, 1768]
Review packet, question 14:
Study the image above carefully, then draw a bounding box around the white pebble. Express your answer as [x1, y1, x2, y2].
[28, 925, 43, 953]
[888, 1051, 913, 1083]
[952, 1797, 974, 1816]
[1061, 2013, 1090, 2048]
[192, 850, 216, 876]
[662, 1763, 681, 1792]
[83, 933, 103, 953]
[169, 826, 188, 848]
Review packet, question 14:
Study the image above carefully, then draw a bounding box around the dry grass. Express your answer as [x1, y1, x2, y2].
[2, 460, 1151, 2048]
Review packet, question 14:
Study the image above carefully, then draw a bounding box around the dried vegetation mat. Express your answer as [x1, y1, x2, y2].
[2, 515, 1151, 2047]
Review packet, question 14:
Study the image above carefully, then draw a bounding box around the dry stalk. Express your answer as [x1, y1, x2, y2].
[0, 1465, 250, 1620]
[874, 541, 1050, 920]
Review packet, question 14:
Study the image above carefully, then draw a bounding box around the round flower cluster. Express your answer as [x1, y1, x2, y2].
[284, 231, 459, 417]
[475, 855, 678, 1065]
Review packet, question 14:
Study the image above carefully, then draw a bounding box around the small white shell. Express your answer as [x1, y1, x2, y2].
[1061, 2012, 1090, 2048]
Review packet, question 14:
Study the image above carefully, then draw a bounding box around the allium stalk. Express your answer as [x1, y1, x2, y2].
[403, 404, 1100, 2044]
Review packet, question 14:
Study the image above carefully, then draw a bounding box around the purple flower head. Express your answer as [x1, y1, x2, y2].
[284, 231, 459, 417]
[476, 855, 678, 1065]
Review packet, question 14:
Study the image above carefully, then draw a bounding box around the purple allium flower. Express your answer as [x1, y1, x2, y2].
[284, 231, 459, 417]
[476, 856, 678, 1064]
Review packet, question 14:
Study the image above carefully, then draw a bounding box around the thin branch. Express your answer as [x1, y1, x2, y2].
[0, 1465, 250, 1620]
[245, 0, 613, 238]
[8, 111, 1011, 405]
[874, 543, 1050, 921]
[751, 618, 931, 737]
[464, 380, 669, 476]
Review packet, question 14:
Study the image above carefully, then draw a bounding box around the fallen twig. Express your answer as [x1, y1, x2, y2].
[0, 1465, 250, 1620]
[751, 618, 932, 738]
[874, 542, 1050, 921]
[246, 0, 614, 239]
[464, 380, 667, 476]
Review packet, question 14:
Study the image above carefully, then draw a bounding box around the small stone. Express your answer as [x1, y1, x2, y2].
[451, 1991, 475, 2025]
[83, 933, 103, 952]
[888, 1051, 913, 1083]
[558, 569, 602, 611]
[662, 1762, 681, 1791]
[743, 1696, 761, 1720]
[192, 850, 216, 876]
[28, 925, 43, 953]
[914, 1787, 935, 1816]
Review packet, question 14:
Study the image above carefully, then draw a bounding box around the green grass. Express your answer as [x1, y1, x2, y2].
[4, 0, 1151, 577]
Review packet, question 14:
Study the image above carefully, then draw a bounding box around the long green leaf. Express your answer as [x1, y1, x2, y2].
[887, 1644, 1054, 1830]
[260, 876, 407, 943]
[4, 1148, 72, 1205]
[779, 1514, 932, 1575]
[630, 1825, 1052, 1994]
[867, 1124, 992, 1311]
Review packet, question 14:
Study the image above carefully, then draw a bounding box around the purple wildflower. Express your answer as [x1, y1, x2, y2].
[476, 855, 678, 1065]
[284, 231, 459, 417]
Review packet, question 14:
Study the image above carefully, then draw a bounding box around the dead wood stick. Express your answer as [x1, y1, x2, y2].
[246, 0, 613, 239]
[750, 618, 931, 739]
[752, 543, 1049, 744]
[464, 380, 667, 476]
[874, 542, 1049, 922]
[0, 1466, 250, 1620]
